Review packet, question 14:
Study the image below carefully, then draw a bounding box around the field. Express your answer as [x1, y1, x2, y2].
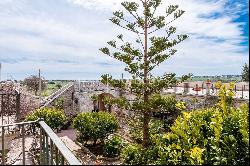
[41, 80, 69, 97]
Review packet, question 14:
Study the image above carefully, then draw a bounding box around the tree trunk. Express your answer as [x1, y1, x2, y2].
[143, 112, 150, 146]
[142, 0, 150, 147]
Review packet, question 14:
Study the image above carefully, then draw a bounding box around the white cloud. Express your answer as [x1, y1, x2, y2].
[0, 0, 248, 80]
[68, 0, 248, 70]
[68, 0, 125, 11]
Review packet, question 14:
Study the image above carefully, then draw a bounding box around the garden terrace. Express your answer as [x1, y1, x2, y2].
[0, 119, 81, 165]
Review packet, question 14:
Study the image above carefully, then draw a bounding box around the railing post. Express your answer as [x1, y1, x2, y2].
[1, 126, 5, 165]
[50, 139, 54, 165]
[61, 155, 65, 165]
[22, 124, 25, 165]
[40, 128, 44, 165]
[46, 135, 49, 165]
[38, 120, 82, 165]
[43, 131, 46, 164]
[55, 147, 59, 165]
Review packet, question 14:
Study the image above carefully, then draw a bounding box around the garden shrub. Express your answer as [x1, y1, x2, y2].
[122, 82, 249, 165]
[152, 95, 179, 116]
[26, 107, 66, 130]
[121, 142, 160, 165]
[151, 95, 183, 130]
[151, 102, 249, 165]
[122, 104, 249, 165]
[104, 134, 123, 157]
[54, 97, 64, 110]
[128, 96, 182, 143]
[73, 111, 119, 144]
[128, 118, 164, 144]
[121, 144, 144, 165]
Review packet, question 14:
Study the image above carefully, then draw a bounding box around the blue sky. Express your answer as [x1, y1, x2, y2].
[0, 0, 249, 80]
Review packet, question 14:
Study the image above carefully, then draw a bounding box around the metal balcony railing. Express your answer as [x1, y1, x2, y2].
[0, 119, 81, 165]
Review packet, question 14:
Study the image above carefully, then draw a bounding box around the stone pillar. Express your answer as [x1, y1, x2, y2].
[206, 82, 211, 95]
[183, 83, 189, 94]
[173, 86, 177, 94]
[242, 85, 244, 98]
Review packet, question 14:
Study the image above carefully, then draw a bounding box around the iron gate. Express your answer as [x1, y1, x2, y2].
[0, 90, 21, 125]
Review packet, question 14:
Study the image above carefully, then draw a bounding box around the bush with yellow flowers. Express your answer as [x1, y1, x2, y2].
[121, 83, 249, 165]
[175, 101, 186, 111]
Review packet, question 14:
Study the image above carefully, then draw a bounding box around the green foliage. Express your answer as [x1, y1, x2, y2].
[152, 103, 249, 165]
[121, 144, 145, 165]
[104, 134, 123, 157]
[241, 63, 249, 82]
[215, 81, 235, 112]
[128, 117, 164, 143]
[101, 74, 126, 93]
[48, 81, 55, 84]
[121, 84, 249, 165]
[149, 94, 178, 113]
[90, 94, 98, 101]
[175, 101, 186, 111]
[121, 141, 161, 165]
[100, 0, 191, 146]
[54, 97, 64, 110]
[26, 107, 66, 130]
[23, 75, 47, 95]
[128, 96, 183, 143]
[73, 112, 119, 144]
[55, 83, 62, 89]
[122, 103, 249, 165]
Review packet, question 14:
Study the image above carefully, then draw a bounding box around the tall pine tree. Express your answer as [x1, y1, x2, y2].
[100, 0, 191, 147]
[242, 63, 249, 82]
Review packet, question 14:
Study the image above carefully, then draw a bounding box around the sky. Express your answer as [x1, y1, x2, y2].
[0, 0, 249, 80]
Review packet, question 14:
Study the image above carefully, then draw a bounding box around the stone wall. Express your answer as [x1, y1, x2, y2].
[44, 84, 80, 116]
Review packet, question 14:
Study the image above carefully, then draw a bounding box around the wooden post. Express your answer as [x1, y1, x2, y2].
[211, 84, 214, 93]
[38, 69, 42, 100]
[1, 95, 4, 125]
[108, 105, 112, 113]
[106, 75, 109, 93]
[202, 83, 204, 94]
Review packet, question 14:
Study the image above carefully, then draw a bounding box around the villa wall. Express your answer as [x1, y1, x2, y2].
[45, 84, 80, 116]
